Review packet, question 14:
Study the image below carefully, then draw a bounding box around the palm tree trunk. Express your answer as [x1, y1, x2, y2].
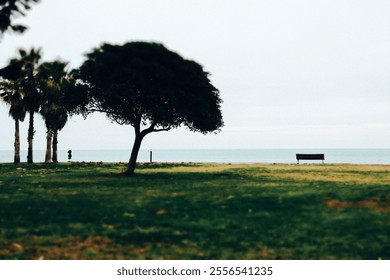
[52, 129, 58, 163]
[27, 110, 34, 164]
[14, 119, 20, 164]
[45, 129, 53, 163]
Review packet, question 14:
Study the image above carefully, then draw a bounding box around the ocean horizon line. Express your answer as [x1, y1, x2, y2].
[1, 148, 390, 164]
[2, 148, 390, 152]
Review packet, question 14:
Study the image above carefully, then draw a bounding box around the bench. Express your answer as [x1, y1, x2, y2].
[296, 154, 324, 164]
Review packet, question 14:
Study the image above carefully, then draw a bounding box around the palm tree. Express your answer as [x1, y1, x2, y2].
[17, 48, 42, 164]
[38, 61, 69, 163]
[0, 57, 26, 164]
[1, 48, 41, 164]
[0, 78, 26, 164]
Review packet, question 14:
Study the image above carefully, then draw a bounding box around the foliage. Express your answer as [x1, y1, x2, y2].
[38, 61, 70, 133]
[0, 163, 389, 260]
[78, 42, 223, 133]
[0, 71, 26, 122]
[0, 48, 43, 115]
[0, 78, 25, 164]
[0, 0, 40, 35]
[0, 48, 41, 164]
[16, 48, 42, 112]
[76, 42, 223, 174]
[1, 48, 42, 163]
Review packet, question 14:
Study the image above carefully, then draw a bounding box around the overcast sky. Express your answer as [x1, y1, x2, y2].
[1, 0, 390, 151]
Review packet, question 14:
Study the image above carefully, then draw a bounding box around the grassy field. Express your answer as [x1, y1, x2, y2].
[0, 162, 389, 260]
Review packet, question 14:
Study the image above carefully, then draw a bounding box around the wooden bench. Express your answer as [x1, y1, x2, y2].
[296, 154, 324, 164]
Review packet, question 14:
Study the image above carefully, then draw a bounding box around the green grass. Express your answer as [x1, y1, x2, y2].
[0, 162, 389, 259]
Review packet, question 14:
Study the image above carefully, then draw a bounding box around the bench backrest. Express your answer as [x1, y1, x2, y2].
[296, 154, 325, 160]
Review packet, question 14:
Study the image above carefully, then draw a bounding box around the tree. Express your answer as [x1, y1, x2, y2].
[77, 42, 223, 175]
[22, 48, 41, 163]
[38, 61, 70, 163]
[0, 70, 26, 164]
[0, 0, 40, 36]
[0, 48, 41, 164]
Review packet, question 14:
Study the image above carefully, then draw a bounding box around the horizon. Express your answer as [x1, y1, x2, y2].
[2, 147, 390, 151]
[2, 148, 390, 165]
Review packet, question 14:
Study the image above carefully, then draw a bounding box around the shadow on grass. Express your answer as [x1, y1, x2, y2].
[1, 163, 389, 259]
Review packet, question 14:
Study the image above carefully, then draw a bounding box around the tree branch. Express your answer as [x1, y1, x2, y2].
[153, 127, 170, 132]
[139, 123, 170, 137]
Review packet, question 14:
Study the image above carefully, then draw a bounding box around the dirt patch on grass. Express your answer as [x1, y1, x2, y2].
[326, 196, 390, 212]
[36, 236, 113, 260]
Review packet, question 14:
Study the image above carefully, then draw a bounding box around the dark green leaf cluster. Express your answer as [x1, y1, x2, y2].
[77, 42, 223, 134]
[0, 77, 25, 121]
[0, 0, 40, 35]
[0, 48, 41, 118]
[37, 61, 70, 132]
[0, 49, 84, 123]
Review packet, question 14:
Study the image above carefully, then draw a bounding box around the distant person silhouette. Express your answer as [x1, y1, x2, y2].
[68, 150, 72, 160]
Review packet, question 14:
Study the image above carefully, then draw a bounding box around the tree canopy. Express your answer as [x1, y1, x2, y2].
[77, 41, 223, 174]
[0, 0, 40, 36]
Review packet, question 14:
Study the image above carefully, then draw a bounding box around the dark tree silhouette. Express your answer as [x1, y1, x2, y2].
[0, 70, 26, 164]
[0, 48, 42, 163]
[37, 61, 70, 163]
[19, 48, 41, 163]
[77, 42, 223, 175]
[0, 0, 40, 36]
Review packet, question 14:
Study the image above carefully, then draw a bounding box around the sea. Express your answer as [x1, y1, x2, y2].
[1, 149, 390, 164]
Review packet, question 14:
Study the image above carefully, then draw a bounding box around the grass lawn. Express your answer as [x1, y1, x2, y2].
[0, 162, 389, 260]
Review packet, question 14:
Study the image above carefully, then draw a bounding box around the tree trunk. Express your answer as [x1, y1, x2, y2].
[124, 123, 160, 175]
[45, 129, 53, 163]
[27, 111, 34, 164]
[124, 133, 144, 175]
[14, 119, 20, 164]
[52, 129, 58, 163]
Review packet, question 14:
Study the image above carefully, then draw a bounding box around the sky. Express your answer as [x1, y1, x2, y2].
[1, 0, 390, 151]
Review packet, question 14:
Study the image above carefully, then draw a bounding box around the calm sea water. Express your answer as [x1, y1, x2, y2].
[1, 149, 390, 164]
